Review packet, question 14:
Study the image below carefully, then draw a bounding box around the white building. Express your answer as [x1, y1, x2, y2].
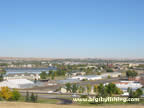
[101, 72, 121, 78]
[4, 73, 40, 80]
[0, 79, 34, 89]
[60, 88, 67, 93]
[69, 72, 121, 81]
[85, 75, 102, 80]
[65, 71, 86, 77]
[70, 75, 102, 81]
[114, 81, 143, 92]
[70, 76, 86, 80]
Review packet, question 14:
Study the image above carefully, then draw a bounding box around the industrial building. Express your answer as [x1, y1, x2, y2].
[114, 81, 143, 91]
[70, 75, 102, 81]
[0, 79, 34, 89]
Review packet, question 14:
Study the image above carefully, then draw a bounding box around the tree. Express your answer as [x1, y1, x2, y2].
[0, 87, 12, 100]
[51, 72, 55, 80]
[128, 88, 142, 104]
[105, 83, 116, 96]
[78, 86, 83, 93]
[40, 71, 47, 79]
[97, 84, 108, 97]
[106, 68, 113, 72]
[25, 91, 30, 102]
[0, 69, 6, 75]
[98, 84, 104, 94]
[128, 88, 135, 98]
[86, 84, 91, 95]
[30, 93, 37, 103]
[93, 85, 98, 94]
[48, 70, 53, 76]
[126, 70, 138, 78]
[11, 89, 21, 101]
[72, 84, 78, 93]
[79, 86, 85, 93]
[127, 87, 131, 93]
[0, 74, 3, 82]
[135, 88, 143, 97]
[105, 83, 123, 96]
[35, 94, 38, 102]
[115, 88, 123, 95]
[65, 83, 72, 93]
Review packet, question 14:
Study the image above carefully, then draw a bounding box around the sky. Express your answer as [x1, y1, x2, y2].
[0, 0, 144, 58]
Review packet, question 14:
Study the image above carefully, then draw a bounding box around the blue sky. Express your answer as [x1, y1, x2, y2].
[0, 0, 144, 58]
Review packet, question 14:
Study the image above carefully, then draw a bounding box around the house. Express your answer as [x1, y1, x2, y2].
[60, 87, 67, 93]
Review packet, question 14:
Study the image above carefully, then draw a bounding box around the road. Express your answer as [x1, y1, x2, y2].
[21, 93, 73, 104]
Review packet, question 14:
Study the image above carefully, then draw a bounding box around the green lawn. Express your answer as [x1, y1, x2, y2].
[17, 96, 60, 104]
[47, 76, 66, 80]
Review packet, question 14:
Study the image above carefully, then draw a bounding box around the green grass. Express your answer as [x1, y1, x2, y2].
[37, 98, 60, 104]
[15, 96, 60, 104]
[47, 76, 66, 80]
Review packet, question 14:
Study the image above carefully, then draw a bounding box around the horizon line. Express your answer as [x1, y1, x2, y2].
[0, 56, 144, 60]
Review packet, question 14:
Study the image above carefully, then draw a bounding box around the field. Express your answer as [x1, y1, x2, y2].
[0, 102, 144, 108]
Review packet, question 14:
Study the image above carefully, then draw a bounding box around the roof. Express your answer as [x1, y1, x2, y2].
[6, 79, 34, 84]
[5, 73, 37, 77]
[0, 79, 34, 88]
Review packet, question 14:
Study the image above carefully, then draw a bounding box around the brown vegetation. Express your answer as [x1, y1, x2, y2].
[0, 102, 144, 108]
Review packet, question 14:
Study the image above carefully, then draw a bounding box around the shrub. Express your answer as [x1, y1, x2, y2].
[11, 89, 21, 101]
[0, 87, 12, 100]
[80, 95, 88, 98]
[30, 93, 38, 103]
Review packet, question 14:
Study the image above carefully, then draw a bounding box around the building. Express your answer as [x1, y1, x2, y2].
[4, 73, 40, 80]
[114, 81, 143, 92]
[101, 72, 122, 78]
[129, 63, 139, 67]
[47, 80, 57, 86]
[57, 79, 80, 84]
[65, 71, 86, 77]
[128, 76, 141, 82]
[60, 87, 67, 93]
[70, 75, 102, 81]
[84, 75, 102, 80]
[0, 79, 34, 89]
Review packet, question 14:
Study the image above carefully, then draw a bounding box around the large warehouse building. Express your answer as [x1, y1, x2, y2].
[0, 79, 34, 89]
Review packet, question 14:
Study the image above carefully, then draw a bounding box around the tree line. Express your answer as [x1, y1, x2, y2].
[0, 87, 38, 103]
[64, 83, 123, 97]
